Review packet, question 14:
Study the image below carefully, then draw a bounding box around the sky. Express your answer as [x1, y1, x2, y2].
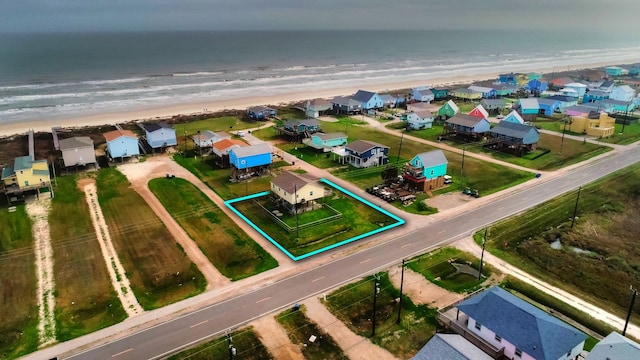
[2, 0, 640, 33]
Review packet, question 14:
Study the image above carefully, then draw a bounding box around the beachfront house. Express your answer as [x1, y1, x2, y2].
[494, 84, 519, 97]
[192, 130, 230, 148]
[406, 111, 434, 130]
[452, 88, 482, 101]
[498, 73, 518, 85]
[351, 90, 384, 111]
[444, 114, 491, 142]
[412, 87, 435, 102]
[284, 119, 321, 134]
[229, 143, 272, 179]
[402, 150, 448, 192]
[630, 65, 640, 76]
[560, 87, 580, 99]
[489, 121, 539, 155]
[59, 136, 97, 168]
[468, 104, 489, 119]
[605, 66, 624, 77]
[211, 138, 247, 168]
[437, 100, 459, 119]
[380, 94, 399, 108]
[444, 286, 586, 360]
[550, 77, 574, 90]
[525, 78, 548, 94]
[331, 96, 362, 115]
[303, 132, 347, 152]
[468, 85, 496, 99]
[407, 102, 438, 113]
[569, 111, 616, 138]
[1, 156, 51, 194]
[586, 332, 640, 360]
[502, 110, 525, 124]
[600, 99, 635, 113]
[430, 87, 450, 100]
[582, 90, 610, 103]
[270, 171, 325, 214]
[515, 98, 539, 115]
[305, 98, 332, 118]
[596, 80, 615, 93]
[104, 129, 140, 159]
[537, 98, 561, 116]
[546, 95, 578, 110]
[481, 99, 508, 114]
[342, 140, 389, 168]
[564, 83, 588, 97]
[247, 106, 277, 120]
[610, 85, 636, 102]
[141, 123, 177, 149]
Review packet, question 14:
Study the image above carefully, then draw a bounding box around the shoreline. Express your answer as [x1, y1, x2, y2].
[1, 59, 636, 138]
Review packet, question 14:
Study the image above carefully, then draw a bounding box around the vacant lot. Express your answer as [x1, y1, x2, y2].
[96, 168, 206, 309]
[0, 206, 38, 359]
[149, 177, 277, 280]
[176, 115, 258, 136]
[167, 327, 272, 360]
[50, 176, 127, 341]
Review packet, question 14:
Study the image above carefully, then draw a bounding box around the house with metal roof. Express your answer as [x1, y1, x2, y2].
[247, 106, 277, 120]
[582, 90, 610, 103]
[494, 84, 519, 97]
[305, 98, 332, 118]
[342, 140, 389, 168]
[1, 156, 51, 193]
[210, 138, 247, 168]
[605, 66, 625, 77]
[564, 83, 588, 97]
[537, 98, 561, 116]
[468, 86, 496, 99]
[437, 100, 460, 119]
[351, 90, 384, 110]
[453, 286, 587, 360]
[192, 130, 230, 148]
[444, 114, 490, 141]
[468, 104, 489, 119]
[525, 79, 548, 94]
[331, 96, 363, 114]
[303, 132, 347, 152]
[430, 87, 450, 100]
[498, 73, 518, 85]
[270, 171, 325, 213]
[489, 121, 540, 155]
[104, 129, 140, 158]
[599, 99, 635, 113]
[141, 123, 177, 148]
[228, 143, 272, 175]
[586, 332, 640, 360]
[596, 80, 615, 93]
[481, 99, 508, 113]
[411, 334, 492, 360]
[406, 110, 434, 130]
[452, 88, 482, 101]
[380, 94, 399, 108]
[546, 95, 578, 110]
[59, 136, 97, 167]
[502, 110, 525, 124]
[412, 87, 435, 102]
[403, 150, 448, 191]
[610, 85, 636, 102]
[516, 98, 540, 115]
[283, 119, 321, 134]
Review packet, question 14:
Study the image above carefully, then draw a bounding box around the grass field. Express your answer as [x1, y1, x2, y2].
[175, 116, 258, 136]
[325, 272, 437, 359]
[597, 122, 640, 145]
[479, 163, 640, 320]
[148, 177, 277, 280]
[50, 176, 127, 341]
[96, 168, 206, 310]
[0, 205, 38, 359]
[276, 306, 347, 360]
[167, 327, 272, 360]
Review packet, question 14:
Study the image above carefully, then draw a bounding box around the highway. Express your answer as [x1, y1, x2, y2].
[54, 144, 639, 359]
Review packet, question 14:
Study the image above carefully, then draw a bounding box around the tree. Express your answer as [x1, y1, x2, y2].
[381, 165, 399, 184]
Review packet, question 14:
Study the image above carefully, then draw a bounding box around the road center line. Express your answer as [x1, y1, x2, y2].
[312, 276, 325, 282]
[256, 297, 271, 304]
[190, 320, 208, 328]
[112, 348, 133, 357]
[401, 243, 412, 248]
[360, 258, 371, 264]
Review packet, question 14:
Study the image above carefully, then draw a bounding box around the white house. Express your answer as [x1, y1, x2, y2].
[586, 332, 640, 359]
[406, 111, 434, 130]
[411, 87, 435, 102]
[270, 171, 326, 213]
[192, 130, 230, 148]
[59, 136, 97, 168]
[610, 85, 636, 102]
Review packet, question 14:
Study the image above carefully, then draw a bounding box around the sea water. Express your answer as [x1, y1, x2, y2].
[1, 29, 639, 125]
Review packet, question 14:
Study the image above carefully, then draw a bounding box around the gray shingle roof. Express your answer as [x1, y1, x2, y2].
[491, 121, 537, 139]
[481, 99, 507, 107]
[270, 171, 318, 194]
[518, 98, 539, 109]
[446, 114, 484, 127]
[547, 95, 575, 102]
[332, 96, 362, 107]
[457, 286, 587, 360]
[59, 136, 94, 150]
[411, 334, 492, 360]
[415, 150, 447, 168]
[345, 139, 388, 154]
[351, 90, 377, 103]
[230, 143, 271, 158]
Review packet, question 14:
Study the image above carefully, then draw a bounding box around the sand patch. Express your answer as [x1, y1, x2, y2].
[388, 265, 464, 309]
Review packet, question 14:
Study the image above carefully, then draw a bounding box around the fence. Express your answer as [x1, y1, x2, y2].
[252, 199, 342, 233]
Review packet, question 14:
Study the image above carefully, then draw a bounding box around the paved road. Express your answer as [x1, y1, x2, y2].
[48, 143, 640, 360]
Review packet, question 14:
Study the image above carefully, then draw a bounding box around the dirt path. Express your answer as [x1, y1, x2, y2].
[82, 182, 143, 316]
[387, 265, 464, 309]
[302, 297, 397, 360]
[25, 197, 57, 346]
[250, 315, 304, 360]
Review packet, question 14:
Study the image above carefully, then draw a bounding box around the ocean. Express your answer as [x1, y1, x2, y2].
[1, 29, 639, 125]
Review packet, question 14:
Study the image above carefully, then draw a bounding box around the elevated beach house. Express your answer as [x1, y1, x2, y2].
[468, 104, 489, 119]
[412, 334, 492, 360]
[515, 98, 539, 115]
[488, 121, 539, 155]
[494, 84, 519, 97]
[582, 90, 610, 103]
[525, 78, 548, 94]
[229, 143, 272, 180]
[402, 150, 448, 192]
[599, 99, 635, 113]
[211, 138, 247, 168]
[569, 111, 616, 138]
[546, 95, 578, 110]
[412, 87, 435, 102]
[141, 122, 177, 149]
[2, 155, 51, 198]
[59, 136, 97, 168]
[303, 132, 347, 152]
[430, 87, 450, 100]
[498, 73, 518, 85]
[537, 98, 561, 116]
[305, 98, 332, 118]
[439, 286, 586, 360]
[502, 110, 525, 124]
[270, 171, 325, 214]
[380, 94, 399, 108]
[549, 77, 574, 90]
[481, 99, 508, 114]
[104, 129, 140, 159]
[444, 114, 491, 142]
[331, 96, 362, 115]
[605, 66, 624, 77]
[406, 110, 434, 130]
[468, 85, 496, 99]
[342, 140, 389, 168]
[452, 88, 482, 101]
[437, 100, 460, 120]
[351, 90, 384, 111]
[192, 130, 230, 149]
[564, 83, 588, 97]
[609, 85, 636, 102]
[280, 119, 321, 140]
[586, 332, 640, 360]
[247, 106, 277, 120]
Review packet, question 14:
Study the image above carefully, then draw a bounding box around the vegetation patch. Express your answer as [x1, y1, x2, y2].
[325, 272, 437, 359]
[51, 176, 126, 341]
[167, 327, 272, 360]
[96, 168, 206, 310]
[0, 205, 38, 359]
[276, 306, 347, 360]
[149, 177, 277, 280]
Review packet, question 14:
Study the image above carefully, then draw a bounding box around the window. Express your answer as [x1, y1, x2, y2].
[494, 334, 501, 342]
[474, 322, 481, 330]
[515, 348, 522, 358]
[310, 191, 313, 196]
[430, 169, 435, 176]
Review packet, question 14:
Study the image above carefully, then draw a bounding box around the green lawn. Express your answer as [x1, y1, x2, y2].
[148, 177, 277, 280]
[325, 272, 437, 359]
[50, 176, 126, 341]
[0, 205, 38, 359]
[276, 306, 347, 360]
[175, 116, 258, 136]
[598, 122, 640, 145]
[167, 327, 272, 360]
[96, 168, 206, 310]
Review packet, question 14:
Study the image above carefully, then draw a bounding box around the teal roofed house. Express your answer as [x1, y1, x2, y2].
[402, 150, 448, 191]
[303, 132, 347, 152]
[516, 98, 539, 115]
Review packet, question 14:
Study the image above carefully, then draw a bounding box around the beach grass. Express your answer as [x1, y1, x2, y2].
[167, 327, 272, 360]
[325, 272, 437, 359]
[0, 205, 38, 359]
[175, 116, 257, 136]
[51, 176, 127, 341]
[148, 177, 277, 280]
[96, 168, 206, 310]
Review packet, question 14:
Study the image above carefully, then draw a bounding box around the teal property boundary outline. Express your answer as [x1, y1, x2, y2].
[223, 178, 405, 261]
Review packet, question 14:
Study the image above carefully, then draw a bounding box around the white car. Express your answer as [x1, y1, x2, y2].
[237, 131, 245, 137]
[443, 175, 453, 184]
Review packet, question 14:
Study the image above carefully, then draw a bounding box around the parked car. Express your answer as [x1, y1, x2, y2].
[443, 175, 453, 184]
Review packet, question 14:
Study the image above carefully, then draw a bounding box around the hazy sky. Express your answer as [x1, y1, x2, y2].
[2, 0, 640, 33]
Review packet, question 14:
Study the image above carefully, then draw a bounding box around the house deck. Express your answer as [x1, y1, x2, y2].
[437, 307, 507, 359]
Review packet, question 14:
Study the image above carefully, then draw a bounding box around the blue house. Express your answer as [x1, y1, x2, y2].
[351, 90, 384, 110]
[516, 98, 539, 115]
[582, 90, 610, 103]
[444, 114, 491, 141]
[525, 79, 548, 93]
[489, 121, 540, 154]
[141, 123, 177, 149]
[104, 129, 140, 159]
[537, 98, 561, 115]
[498, 73, 517, 85]
[380, 94, 399, 108]
[283, 119, 321, 133]
[600, 99, 635, 113]
[403, 150, 448, 191]
[343, 140, 389, 168]
[247, 106, 277, 120]
[605, 66, 624, 77]
[502, 110, 525, 124]
[468, 86, 497, 99]
[303, 132, 347, 152]
[546, 95, 578, 110]
[412, 87, 435, 102]
[229, 143, 272, 170]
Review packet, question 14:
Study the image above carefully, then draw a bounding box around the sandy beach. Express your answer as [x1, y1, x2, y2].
[0, 59, 633, 138]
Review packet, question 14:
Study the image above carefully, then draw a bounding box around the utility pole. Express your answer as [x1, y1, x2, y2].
[294, 183, 299, 237]
[571, 186, 582, 229]
[460, 147, 466, 186]
[623, 286, 638, 336]
[183, 128, 187, 155]
[226, 331, 236, 360]
[396, 259, 406, 324]
[371, 274, 380, 337]
[396, 130, 404, 166]
[560, 117, 568, 154]
[478, 228, 487, 280]
[622, 102, 630, 134]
